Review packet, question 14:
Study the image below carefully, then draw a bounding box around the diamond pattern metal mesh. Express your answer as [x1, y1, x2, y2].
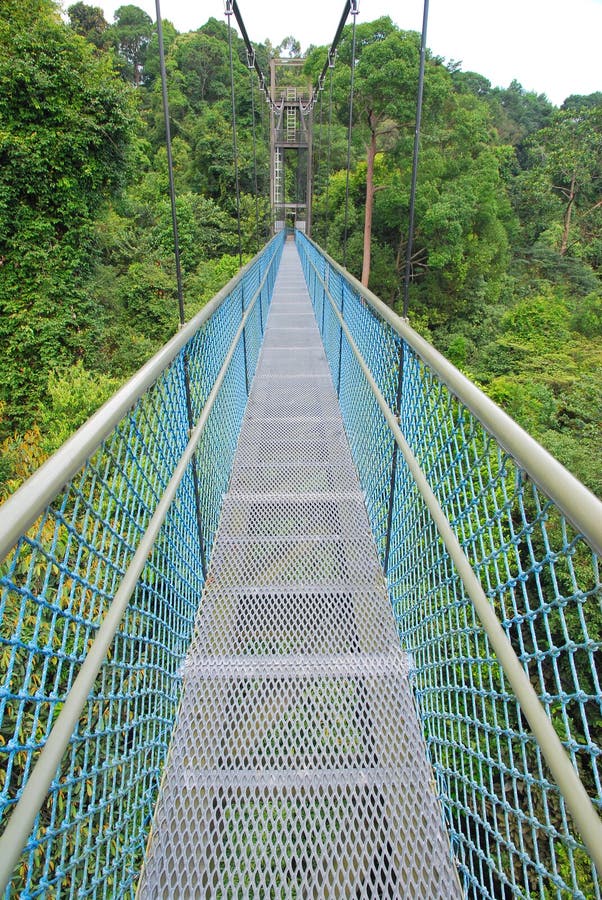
[296, 231, 602, 900]
[0, 234, 284, 898]
[138, 240, 460, 898]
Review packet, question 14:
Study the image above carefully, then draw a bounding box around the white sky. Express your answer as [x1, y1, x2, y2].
[86, 0, 602, 106]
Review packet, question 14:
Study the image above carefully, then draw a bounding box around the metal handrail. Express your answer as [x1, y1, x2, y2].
[0, 234, 282, 564]
[0, 238, 282, 893]
[297, 232, 602, 878]
[299, 233, 602, 556]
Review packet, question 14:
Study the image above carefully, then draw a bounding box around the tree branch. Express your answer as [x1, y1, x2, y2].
[579, 197, 602, 219]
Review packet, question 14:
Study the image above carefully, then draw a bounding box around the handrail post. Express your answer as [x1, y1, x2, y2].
[336, 279, 345, 396]
[182, 353, 207, 578]
[241, 281, 249, 395]
[383, 339, 405, 575]
[322, 264, 328, 334]
[257, 265, 264, 334]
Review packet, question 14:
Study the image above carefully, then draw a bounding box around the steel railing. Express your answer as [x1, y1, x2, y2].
[0, 232, 285, 897]
[296, 230, 602, 899]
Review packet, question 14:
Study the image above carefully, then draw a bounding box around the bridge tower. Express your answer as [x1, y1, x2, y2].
[270, 58, 313, 235]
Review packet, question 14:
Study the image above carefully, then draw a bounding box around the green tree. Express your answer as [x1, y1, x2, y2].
[489, 79, 553, 154]
[67, 1, 110, 49]
[172, 30, 230, 107]
[451, 69, 492, 99]
[562, 92, 602, 113]
[515, 103, 602, 262]
[108, 4, 153, 86]
[0, 0, 133, 435]
[277, 36, 302, 58]
[323, 18, 410, 284]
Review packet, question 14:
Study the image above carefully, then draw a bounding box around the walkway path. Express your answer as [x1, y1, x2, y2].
[138, 240, 460, 898]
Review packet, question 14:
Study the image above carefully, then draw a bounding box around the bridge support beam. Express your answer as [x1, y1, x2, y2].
[270, 58, 313, 235]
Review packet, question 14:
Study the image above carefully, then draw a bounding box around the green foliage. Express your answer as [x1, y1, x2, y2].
[67, 2, 110, 49]
[38, 363, 121, 454]
[107, 4, 153, 85]
[469, 288, 602, 494]
[0, 0, 133, 435]
[513, 105, 602, 262]
[187, 254, 244, 317]
[1, 2, 600, 508]
[309, 19, 601, 494]
[572, 290, 602, 336]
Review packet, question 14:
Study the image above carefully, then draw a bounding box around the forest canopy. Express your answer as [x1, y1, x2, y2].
[0, 1, 600, 496]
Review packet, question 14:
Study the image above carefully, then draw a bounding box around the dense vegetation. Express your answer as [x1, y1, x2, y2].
[0, 1, 600, 498]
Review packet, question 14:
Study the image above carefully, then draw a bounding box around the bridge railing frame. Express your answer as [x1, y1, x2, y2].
[296, 230, 602, 897]
[0, 231, 285, 896]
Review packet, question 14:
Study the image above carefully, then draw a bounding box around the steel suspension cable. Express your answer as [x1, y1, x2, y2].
[230, 0, 276, 108]
[307, 0, 356, 106]
[342, 1, 359, 269]
[155, 1, 184, 325]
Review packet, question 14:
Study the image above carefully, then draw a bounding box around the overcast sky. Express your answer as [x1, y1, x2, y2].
[88, 0, 602, 106]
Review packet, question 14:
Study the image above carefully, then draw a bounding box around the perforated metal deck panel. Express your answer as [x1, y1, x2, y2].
[138, 240, 461, 898]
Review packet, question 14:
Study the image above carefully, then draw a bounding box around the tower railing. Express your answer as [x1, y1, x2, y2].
[296, 230, 602, 899]
[0, 231, 285, 897]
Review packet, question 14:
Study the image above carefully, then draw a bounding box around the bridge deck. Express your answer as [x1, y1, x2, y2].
[138, 241, 459, 897]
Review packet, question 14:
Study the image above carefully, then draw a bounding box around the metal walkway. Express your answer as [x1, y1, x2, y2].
[138, 241, 460, 897]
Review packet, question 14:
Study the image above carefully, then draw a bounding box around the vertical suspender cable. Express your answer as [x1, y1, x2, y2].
[226, 1, 243, 268]
[384, 0, 429, 575]
[155, 0, 207, 578]
[297, 112, 304, 226]
[338, 1, 358, 395]
[402, 0, 429, 318]
[225, 2, 249, 393]
[342, 2, 358, 270]
[259, 85, 270, 239]
[325, 64, 334, 248]
[247, 65, 264, 332]
[249, 60, 260, 253]
[314, 89, 325, 232]
[156, 0, 185, 325]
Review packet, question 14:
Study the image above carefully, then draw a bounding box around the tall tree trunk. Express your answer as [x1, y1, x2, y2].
[560, 171, 576, 256]
[361, 114, 377, 287]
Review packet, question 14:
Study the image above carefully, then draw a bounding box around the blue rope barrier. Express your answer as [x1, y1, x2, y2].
[0, 233, 284, 897]
[296, 230, 602, 899]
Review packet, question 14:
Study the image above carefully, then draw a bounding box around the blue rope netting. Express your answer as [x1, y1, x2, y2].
[297, 231, 602, 900]
[0, 233, 284, 898]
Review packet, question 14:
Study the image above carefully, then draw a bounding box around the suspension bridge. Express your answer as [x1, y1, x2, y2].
[1, 1, 601, 897]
